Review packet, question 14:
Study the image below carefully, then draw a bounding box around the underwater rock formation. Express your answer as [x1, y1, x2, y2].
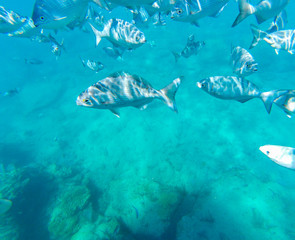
[103, 178, 183, 238]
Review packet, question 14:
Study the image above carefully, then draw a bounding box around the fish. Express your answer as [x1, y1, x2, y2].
[232, 0, 289, 27]
[51, 42, 63, 59]
[89, 19, 146, 50]
[8, 18, 42, 38]
[0, 6, 27, 34]
[273, 90, 295, 118]
[170, 0, 229, 26]
[76, 72, 182, 117]
[103, 46, 124, 60]
[172, 34, 205, 62]
[250, 24, 295, 55]
[259, 145, 295, 170]
[196, 76, 287, 113]
[231, 46, 258, 77]
[25, 58, 43, 64]
[31, 0, 102, 30]
[0, 88, 20, 97]
[0, 199, 12, 215]
[80, 58, 104, 72]
[266, 9, 288, 34]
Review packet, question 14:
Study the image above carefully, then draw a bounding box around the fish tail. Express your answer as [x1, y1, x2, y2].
[160, 76, 183, 113]
[232, 0, 255, 27]
[260, 90, 288, 114]
[249, 24, 267, 49]
[89, 23, 102, 46]
[172, 51, 180, 62]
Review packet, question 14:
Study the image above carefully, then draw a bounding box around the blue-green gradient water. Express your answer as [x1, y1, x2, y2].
[1, 1, 295, 240]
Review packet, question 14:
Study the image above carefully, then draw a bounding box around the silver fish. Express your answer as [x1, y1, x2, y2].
[172, 34, 205, 62]
[197, 76, 287, 113]
[231, 46, 258, 77]
[76, 72, 182, 117]
[32, 0, 101, 30]
[0, 199, 12, 215]
[232, 0, 289, 27]
[89, 19, 146, 50]
[8, 18, 41, 38]
[274, 90, 295, 118]
[0, 6, 27, 34]
[260, 145, 295, 170]
[103, 46, 124, 60]
[1, 88, 20, 97]
[170, 0, 229, 26]
[25, 58, 43, 64]
[250, 24, 295, 55]
[80, 58, 104, 72]
[266, 9, 288, 34]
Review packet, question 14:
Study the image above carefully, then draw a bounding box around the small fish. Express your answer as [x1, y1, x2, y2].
[274, 90, 295, 118]
[250, 24, 295, 55]
[103, 46, 124, 60]
[231, 46, 258, 77]
[171, 0, 229, 26]
[0, 199, 12, 215]
[31, 0, 102, 30]
[76, 72, 182, 117]
[80, 58, 104, 72]
[0, 6, 27, 34]
[197, 76, 287, 113]
[259, 145, 295, 170]
[172, 34, 205, 62]
[51, 43, 62, 58]
[104, 0, 156, 9]
[25, 58, 43, 64]
[266, 9, 288, 34]
[89, 19, 146, 50]
[232, 0, 289, 27]
[1, 88, 20, 97]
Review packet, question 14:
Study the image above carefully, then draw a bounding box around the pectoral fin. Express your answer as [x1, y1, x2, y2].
[110, 109, 120, 118]
[237, 98, 251, 103]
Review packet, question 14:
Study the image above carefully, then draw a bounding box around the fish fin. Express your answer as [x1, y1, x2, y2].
[152, 1, 160, 8]
[80, 57, 86, 67]
[172, 51, 180, 62]
[232, 0, 255, 27]
[210, 3, 228, 18]
[134, 104, 149, 110]
[255, 14, 267, 24]
[191, 21, 200, 27]
[110, 109, 120, 118]
[249, 24, 267, 49]
[89, 23, 102, 46]
[275, 49, 280, 55]
[159, 76, 183, 113]
[260, 90, 289, 114]
[237, 98, 251, 103]
[288, 49, 295, 55]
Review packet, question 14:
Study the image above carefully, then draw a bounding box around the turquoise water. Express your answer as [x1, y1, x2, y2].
[1, 1, 295, 240]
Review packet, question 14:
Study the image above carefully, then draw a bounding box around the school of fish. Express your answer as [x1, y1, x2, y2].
[1, 0, 295, 175]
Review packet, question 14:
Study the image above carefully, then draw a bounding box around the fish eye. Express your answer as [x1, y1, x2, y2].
[202, 83, 206, 88]
[136, 35, 140, 41]
[83, 99, 90, 103]
[266, 151, 270, 155]
[177, 9, 183, 14]
[40, 16, 45, 21]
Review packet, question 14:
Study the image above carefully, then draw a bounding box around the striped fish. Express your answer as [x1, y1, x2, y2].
[89, 19, 146, 50]
[197, 76, 287, 113]
[76, 72, 182, 117]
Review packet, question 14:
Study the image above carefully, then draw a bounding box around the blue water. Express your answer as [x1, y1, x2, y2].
[1, 1, 295, 240]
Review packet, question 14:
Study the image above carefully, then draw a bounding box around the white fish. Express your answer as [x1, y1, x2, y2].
[0, 199, 12, 215]
[274, 90, 295, 118]
[232, 0, 289, 27]
[250, 24, 295, 55]
[197, 76, 287, 113]
[89, 19, 146, 50]
[231, 46, 258, 77]
[259, 145, 295, 170]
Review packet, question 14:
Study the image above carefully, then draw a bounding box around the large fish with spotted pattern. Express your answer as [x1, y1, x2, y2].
[76, 72, 182, 117]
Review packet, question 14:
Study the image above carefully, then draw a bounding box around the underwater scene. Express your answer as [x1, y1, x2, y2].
[1, 0, 295, 239]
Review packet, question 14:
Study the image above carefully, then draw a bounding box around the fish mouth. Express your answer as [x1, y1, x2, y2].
[196, 82, 202, 88]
